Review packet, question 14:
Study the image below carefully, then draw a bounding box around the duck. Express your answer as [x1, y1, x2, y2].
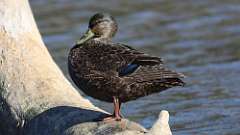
[68, 13, 185, 121]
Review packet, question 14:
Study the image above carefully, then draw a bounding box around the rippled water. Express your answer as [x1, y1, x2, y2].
[30, 0, 240, 134]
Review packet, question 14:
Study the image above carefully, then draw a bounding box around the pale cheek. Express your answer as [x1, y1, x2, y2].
[93, 27, 111, 36]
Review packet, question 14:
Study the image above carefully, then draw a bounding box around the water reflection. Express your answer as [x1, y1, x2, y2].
[30, 0, 240, 134]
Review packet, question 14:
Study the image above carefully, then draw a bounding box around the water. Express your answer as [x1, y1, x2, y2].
[30, 0, 240, 134]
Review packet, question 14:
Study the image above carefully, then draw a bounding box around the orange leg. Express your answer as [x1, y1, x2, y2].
[113, 96, 122, 121]
[103, 96, 122, 122]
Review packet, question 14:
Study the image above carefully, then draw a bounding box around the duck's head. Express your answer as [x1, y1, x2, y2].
[77, 13, 118, 44]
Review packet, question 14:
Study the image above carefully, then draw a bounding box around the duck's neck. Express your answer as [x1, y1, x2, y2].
[93, 37, 112, 43]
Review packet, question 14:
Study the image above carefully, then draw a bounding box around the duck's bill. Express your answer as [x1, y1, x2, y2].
[76, 29, 95, 44]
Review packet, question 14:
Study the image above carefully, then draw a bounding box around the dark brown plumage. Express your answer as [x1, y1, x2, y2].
[68, 13, 185, 120]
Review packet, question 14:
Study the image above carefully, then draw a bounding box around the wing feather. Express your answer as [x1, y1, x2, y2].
[84, 40, 163, 73]
[124, 65, 185, 83]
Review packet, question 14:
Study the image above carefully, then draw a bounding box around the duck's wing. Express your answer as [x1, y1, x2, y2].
[123, 65, 185, 86]
[115, 43, 164, 76]
[118, 43, 164, 66]
[85, 41, 163, 75]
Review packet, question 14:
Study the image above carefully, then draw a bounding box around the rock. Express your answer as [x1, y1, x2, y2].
[147, 110, 172, 135]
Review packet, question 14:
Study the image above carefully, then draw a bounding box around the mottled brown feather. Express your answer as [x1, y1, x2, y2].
[68, 39, 185, 103]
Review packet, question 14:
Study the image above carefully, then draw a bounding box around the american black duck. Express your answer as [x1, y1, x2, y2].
[68, 13, 185, 121]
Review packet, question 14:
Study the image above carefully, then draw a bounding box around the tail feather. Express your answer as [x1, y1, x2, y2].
[156, 78, 185, 87]
[124, 65, 185, 84]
